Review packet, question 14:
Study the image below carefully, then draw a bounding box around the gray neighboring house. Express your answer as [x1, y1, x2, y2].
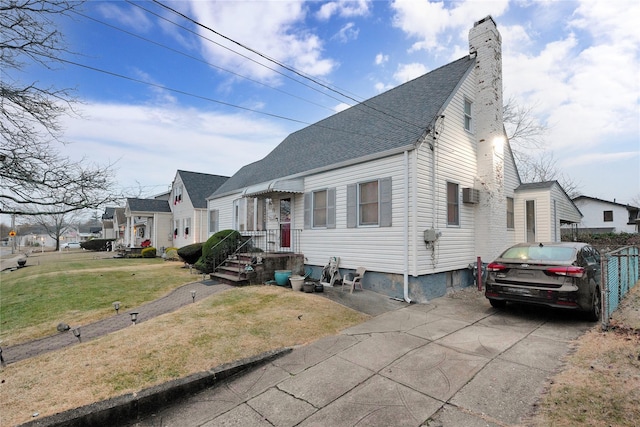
[170, 170, 229, 247]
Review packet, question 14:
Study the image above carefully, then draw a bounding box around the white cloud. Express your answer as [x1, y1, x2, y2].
[393, 63, 428, 83]
[561, 151, 639, 168]
[332, 22, 359, 43]
[316, 0, 371, 20]
[375, 53, 389, 66]
[390, 0, 509, 53]
[96, 3, 153, 32]
[186, 1, 336, 83]
[59, 102, 288, 197]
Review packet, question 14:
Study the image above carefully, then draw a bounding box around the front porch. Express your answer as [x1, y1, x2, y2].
[211, 251, 305, 286]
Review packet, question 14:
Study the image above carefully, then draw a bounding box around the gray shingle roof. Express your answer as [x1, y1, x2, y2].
[211, 56, 474, 198]
[127, 198, 171, 213]
[177, 170, 229, 208]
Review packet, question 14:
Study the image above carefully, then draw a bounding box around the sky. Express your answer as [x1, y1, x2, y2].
[22, 0, 640, 206]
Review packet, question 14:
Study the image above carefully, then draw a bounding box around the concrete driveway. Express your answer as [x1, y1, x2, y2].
[129, 287, 593, 427]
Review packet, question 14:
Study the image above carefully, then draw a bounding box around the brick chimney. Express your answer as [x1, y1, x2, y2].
[469, 16, 507, 261]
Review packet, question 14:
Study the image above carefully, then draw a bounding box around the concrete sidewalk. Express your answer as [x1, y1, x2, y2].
[126, 289, 592, 427]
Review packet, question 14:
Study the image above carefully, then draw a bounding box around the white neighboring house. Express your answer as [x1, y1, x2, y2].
[573, 196, 640, 234]
[169, 170, 229, 248]
[101, 207, 126, 246]
[124, 197, 173, 250]
[206, 16, 580, 302]
[515, 181, 582, 243]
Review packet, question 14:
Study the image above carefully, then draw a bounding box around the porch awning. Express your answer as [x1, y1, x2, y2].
[242, 178, 304, 197]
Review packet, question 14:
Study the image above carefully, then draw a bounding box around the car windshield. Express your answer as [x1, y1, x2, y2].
[500, 246, 575, 262]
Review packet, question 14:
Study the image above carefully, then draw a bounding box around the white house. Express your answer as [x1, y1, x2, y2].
[573, 196, 639, 234]
[124, 197, 173, 250]
[515, 181, 582, 242]
[206, 16, 579, 302]
[169, 170, 229, 248]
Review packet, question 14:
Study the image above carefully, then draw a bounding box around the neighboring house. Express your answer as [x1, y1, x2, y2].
[515, 181, 582, 242]
[102, 207, 126, 241]
[572, 196, 640, 234]
[207, 16, 577, 302]
[170, 170, 229, 248]
[101, 206, 126, 245]
[124, 197, 172, 250]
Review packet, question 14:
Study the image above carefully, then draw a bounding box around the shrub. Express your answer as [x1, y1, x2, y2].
[141, 247, 157, 258]
[80, 239, 116, 251]
[195, 230, 242, 274]
[177, 243, 203, 265]
[164, 247, 179, 261]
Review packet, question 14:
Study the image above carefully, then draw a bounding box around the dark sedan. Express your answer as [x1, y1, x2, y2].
[484, 242, 601, 321]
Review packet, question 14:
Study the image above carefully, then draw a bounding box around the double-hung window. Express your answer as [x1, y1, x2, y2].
[464, 99, 472, 132]
[346, 178, 392, 228]
[313, 190, 328, 228]
[359, 181, 379, 226]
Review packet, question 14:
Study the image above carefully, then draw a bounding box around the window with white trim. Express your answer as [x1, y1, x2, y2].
[346, 178, 392, 228]
[313, 190, 328, 228]
[464, 99, 472, 132]
[233, 198, 265, 231]
[209, 210, 219, 234]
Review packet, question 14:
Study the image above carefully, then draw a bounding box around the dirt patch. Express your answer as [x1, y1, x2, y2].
[531, 282, 640, 426]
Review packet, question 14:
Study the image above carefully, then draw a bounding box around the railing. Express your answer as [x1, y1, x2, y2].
[601, 245, 640, 330]
[239, 229, 302, 254]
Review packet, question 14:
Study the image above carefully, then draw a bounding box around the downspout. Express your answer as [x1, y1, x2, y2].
[403, 150, 412, 303]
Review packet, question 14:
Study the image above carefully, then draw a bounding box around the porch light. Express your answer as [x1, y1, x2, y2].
[130, 312, 138, 325]
[113, 301, 121, 314]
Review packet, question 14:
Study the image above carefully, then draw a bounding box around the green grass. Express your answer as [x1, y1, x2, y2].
[0, 255, 195, 345]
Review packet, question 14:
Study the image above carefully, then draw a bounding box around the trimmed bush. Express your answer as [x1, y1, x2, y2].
[194, 230, 242, 274]
[177, 243, 203, 265]
[80, 238, 116, 251]
[141, 247, 157, 258]
[164, 247, 179, 261]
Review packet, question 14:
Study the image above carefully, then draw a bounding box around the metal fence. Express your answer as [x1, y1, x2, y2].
[601, 245, 640, 329]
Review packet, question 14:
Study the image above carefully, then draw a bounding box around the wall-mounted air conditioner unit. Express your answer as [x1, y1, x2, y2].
[462, 188, 480, 204]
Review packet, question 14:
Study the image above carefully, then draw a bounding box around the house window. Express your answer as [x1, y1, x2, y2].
[347, 178, 392, 228]
[174, 185, 183, 205]
[464, 99, 472, 132]
[209, 209, 219, 234]
[603, 210, 613, 222]
[507, 197, 515, 229]
[359, 180, 379, 226]
[184, 218, 191, 236]
[313, 190, 328, 228]
[447, 182, 459, 226]
[174, 220, 179, 238]
[233, 198, 265, 232]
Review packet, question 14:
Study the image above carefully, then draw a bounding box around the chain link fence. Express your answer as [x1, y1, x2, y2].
[601, 245, 639, 329]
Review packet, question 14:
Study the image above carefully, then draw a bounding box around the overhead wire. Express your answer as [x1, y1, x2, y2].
[146, 0, 431, 133]
[71, 9, 337, 115]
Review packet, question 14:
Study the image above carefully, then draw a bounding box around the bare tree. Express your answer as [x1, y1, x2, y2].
[0, 0, 118, 216]
[503, 97, 581, 196]
[31, 211, 78, 251]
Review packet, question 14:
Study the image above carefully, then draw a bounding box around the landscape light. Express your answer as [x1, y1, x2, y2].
[72, 327, 81, 342]
[130, 312, 138, 325]
[191, 290, 196, 303]
[113, 301, 121, 314]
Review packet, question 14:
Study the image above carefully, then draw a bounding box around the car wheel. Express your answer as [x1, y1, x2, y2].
[586, 287, 601, 322]
[489, 299, 507, 309]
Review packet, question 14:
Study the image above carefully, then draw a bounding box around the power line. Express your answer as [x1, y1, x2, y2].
[147, 0, 430, 133]
[71, 10, 337, 115]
